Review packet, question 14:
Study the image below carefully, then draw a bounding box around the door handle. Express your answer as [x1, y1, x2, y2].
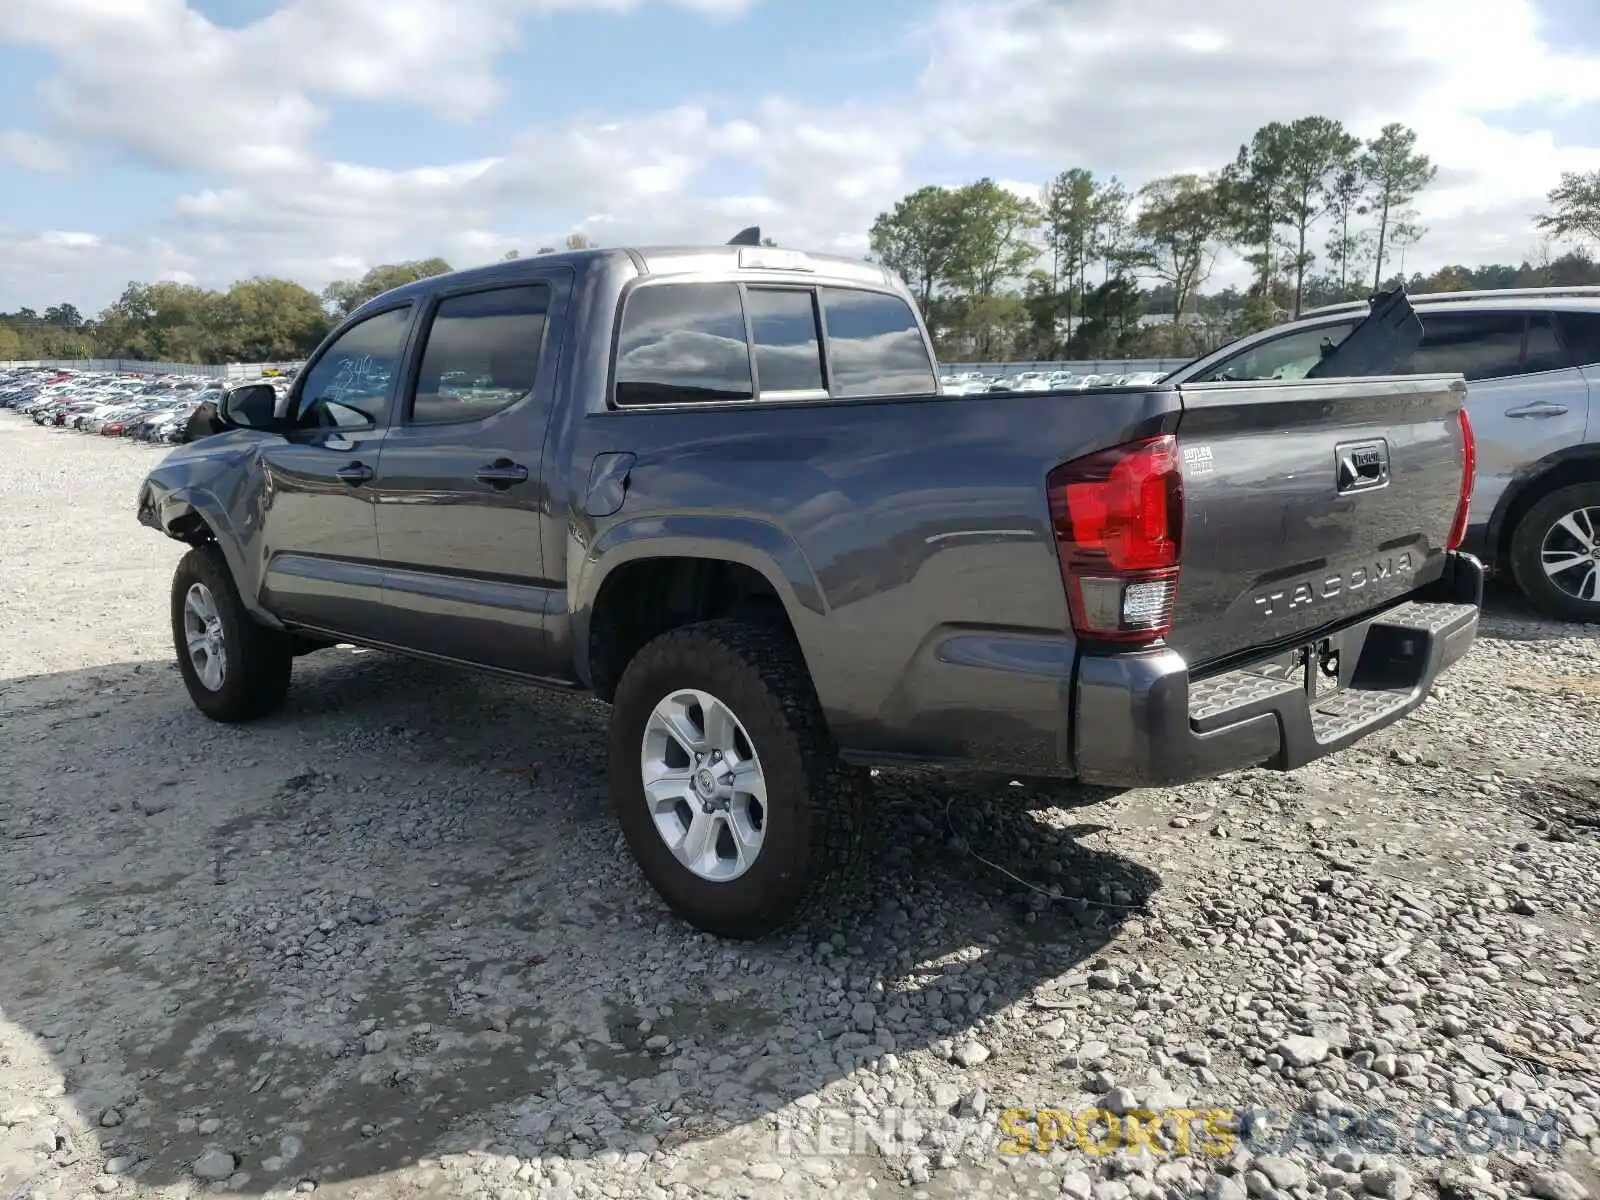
[335, 461, 374, 485]
[475, 459, 530, 489]
[1505, 402, 1569, 418]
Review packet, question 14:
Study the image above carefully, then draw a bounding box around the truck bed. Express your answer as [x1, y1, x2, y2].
[561, 372, 1475, 782]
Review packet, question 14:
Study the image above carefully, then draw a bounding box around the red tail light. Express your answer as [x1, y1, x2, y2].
[1447, 406, 1475, 551]
[1046, 434, 1183, 644]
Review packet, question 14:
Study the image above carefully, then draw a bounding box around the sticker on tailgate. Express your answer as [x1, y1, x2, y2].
[1182, 444, 1215, 475]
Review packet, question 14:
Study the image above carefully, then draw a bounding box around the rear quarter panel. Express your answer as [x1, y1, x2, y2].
[557, 389, 1181, 771]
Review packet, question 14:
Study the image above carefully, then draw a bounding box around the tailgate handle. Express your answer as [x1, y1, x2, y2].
[1505, 401, 1569, 419]
[1335, 440, 1390, 493]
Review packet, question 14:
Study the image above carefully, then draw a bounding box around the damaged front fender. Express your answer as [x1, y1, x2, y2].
[137, 477, 207, 540]
[136, 432, 282, 627]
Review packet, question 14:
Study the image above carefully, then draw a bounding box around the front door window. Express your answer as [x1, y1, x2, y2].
[294, 307, 412, 429]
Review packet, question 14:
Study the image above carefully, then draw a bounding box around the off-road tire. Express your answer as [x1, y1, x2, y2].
[1509, 481, 1600, 623]
[171, 543, 294, 721]
[608, 617, 865, 939]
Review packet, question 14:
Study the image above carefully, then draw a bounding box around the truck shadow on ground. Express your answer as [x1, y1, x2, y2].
[0, 650, 1155, 1197]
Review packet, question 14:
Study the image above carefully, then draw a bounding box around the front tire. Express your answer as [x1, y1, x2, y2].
[1509, 482, 1600, 623]
[608, 618, 864, 939]
[171, 543, 293, 721]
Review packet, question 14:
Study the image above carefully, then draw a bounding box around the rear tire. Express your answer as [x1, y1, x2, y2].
[608, 617, 864, 939]
[171, 543, 294, 721]
[1509, 482, 1600, 623]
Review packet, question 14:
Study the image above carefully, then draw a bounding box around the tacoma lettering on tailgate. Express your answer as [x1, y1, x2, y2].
[1252, 551, 1416, 617]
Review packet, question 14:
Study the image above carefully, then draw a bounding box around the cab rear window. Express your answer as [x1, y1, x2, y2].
[614, 283, 754, 407]
[820, 288, 938, 397]
[612, 283, 935, 406]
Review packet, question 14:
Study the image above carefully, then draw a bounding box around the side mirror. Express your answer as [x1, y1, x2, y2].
[220, 383, 279, 430]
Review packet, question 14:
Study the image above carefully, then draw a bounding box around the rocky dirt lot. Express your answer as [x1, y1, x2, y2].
[1, 415, 1599, 1200]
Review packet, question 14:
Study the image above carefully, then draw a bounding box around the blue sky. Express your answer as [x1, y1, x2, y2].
[2, 0, 1599, 312]
[183, 0, 928, 165]
[1, 0, 920, 227]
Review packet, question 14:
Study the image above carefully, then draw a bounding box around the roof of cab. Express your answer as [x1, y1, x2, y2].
[629, 244, 894, 288]
[351, 243, 898, 317]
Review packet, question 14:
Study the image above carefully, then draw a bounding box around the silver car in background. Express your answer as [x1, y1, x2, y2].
[1165, 287, 1600, 621]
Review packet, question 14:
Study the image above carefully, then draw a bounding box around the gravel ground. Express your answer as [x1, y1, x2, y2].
[2, 414, 1599, 1200]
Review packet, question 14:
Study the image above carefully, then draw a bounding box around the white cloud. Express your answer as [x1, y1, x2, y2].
[918, 0, 1600, 283]
[2, 0, 321, 173]
[37, 231, 101, 249]
[0, 0, 759, 172]
[922, 0, 1600, 172]
[2, 0, 1600, 310]
[0, 227, 135, 309]
[0, 130, 70, 172]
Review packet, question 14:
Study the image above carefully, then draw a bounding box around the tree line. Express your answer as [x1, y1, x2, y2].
[0, 259, 448, 364]
[871, 117, 1600, 362]
[3, 137, 1599, 366]
[0, 232, 615, 364]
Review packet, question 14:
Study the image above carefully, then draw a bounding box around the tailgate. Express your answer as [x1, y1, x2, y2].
[1169, 374, 1468, 668]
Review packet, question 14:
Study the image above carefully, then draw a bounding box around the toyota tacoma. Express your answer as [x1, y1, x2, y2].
[138, 235, 1483, 938]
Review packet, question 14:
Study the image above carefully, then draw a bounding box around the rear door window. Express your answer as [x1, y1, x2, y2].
[1522, 312, 1574, 375]
[1403, 312, 1525, 381]
[1556, 311, 1600, 367]
[820, 288, 938, 397]
[614, 283, 753, 407]
[409, 285, 551, 424]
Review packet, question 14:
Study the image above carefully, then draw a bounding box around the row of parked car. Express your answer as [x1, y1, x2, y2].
[5, 364, 1162, 426]
[8, 364, 1163, 435]
[939, 369, 1167, 395]
[0, 367, 290, 444]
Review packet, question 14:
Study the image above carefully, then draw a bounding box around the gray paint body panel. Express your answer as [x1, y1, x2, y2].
[137, 245, 1482, 786]
[1167, 297, 1599, 572]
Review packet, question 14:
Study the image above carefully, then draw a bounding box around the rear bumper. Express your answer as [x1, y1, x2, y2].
[1072, 552, 1484, 788]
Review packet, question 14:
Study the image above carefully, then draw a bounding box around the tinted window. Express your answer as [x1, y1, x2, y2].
[615, 283, 752, 406]
[1403, 312, 1524, 381]
[409, 285, 549, 424]
[821, 289, 937, 397]
[1556, 311, 1600, 367]
[296, 307, 411, 428]
[1194, 321, 1357, 383]
[747, 288, 824, 394]
[1523, 312, 1573, 375]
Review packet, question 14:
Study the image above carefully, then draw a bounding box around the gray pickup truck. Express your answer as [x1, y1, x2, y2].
[137, 236, 1483, 938]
